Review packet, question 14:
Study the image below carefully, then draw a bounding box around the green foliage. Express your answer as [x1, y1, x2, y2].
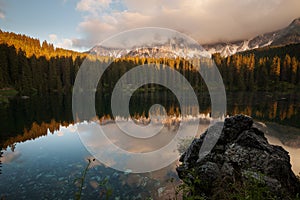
[74, 158, 112, 200]
[171, 170, 300, 200]
[0, 88, 18, 96]
[168, 169, 207, 200]
[223, 172, 276, 200]
[98, 176, 113, 200]
[74, 158, 94, 200]
[0, 88, 18, 103]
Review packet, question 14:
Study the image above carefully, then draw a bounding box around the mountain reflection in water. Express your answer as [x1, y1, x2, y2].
[1, 116, 300, 199]
[1, 91, 300, 198]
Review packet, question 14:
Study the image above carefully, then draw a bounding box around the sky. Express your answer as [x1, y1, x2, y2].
[0, 0, 299, 52]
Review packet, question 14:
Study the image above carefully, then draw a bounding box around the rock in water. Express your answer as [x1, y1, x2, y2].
[176, 114, 300, 199]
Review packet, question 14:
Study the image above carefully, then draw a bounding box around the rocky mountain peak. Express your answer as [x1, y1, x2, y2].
[290, 17, 300, 27]
[90, 17, 300, 58]
[203, 17, 300, 57]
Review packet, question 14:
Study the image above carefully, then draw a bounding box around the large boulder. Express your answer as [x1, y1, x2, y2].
[176, 115, 300, 199]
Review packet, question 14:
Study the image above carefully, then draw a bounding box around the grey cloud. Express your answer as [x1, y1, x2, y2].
[74, 0, 300, 49]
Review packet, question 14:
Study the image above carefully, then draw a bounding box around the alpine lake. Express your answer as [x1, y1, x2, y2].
[1, 91, 300, 199]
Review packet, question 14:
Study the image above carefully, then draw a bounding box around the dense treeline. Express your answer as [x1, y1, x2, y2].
[214, 43, 300, 91]
[97, 44, 300, 93]
[0, 29, 84, 59]
[0, 43, 84, 94]
[96, 56, 207, 93]
[1, 30, 300, 94]
[0, 30, 87, 94]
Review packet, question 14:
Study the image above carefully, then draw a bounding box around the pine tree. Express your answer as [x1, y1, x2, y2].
[18, 50, 32, 93]
[7, 46, 19, 86]
[291, 57, 298, 84]
[29, 55, 38, 93]
[0, 44, 10, 87]
[270, 56, 281, 82]
[282, 54, 291, 81]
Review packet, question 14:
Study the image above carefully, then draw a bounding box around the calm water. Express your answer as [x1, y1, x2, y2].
[1, 91, 300, 199]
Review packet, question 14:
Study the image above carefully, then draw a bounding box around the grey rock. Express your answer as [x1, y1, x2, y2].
[177, 115, 300, 199]
[197, 162, 220, 185]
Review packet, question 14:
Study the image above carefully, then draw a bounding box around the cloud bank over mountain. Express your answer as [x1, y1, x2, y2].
[72, 0, 300, 49]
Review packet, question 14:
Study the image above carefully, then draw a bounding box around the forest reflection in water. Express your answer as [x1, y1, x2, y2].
[1, 115, 300, 199]
[1, 91, 300, 147]
[1, 91, 300, 199]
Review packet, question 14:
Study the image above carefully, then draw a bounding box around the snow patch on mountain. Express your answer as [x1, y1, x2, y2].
[204, 17, 300, 57]
[90, 17, 300, 58]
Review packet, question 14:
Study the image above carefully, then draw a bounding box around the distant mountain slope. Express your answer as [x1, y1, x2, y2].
[203, 17, 300, 57]
[90, 37, 210, 59]
[90, 17, 300, 58]
[238, 43, 300, 60]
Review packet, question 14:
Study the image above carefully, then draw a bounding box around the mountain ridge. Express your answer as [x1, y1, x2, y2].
[203, 17, 300, 57]
[90, 17, 300, 58]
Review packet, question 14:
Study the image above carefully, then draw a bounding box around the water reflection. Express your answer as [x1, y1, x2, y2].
[1, 119, 72, 150]
[0, 123, 181, 199]
[267, 135, 300, 174]
[1, 117, 300, 199]
[1, 91, 299, 139]
[1, 91, 300, 198]
[1, 151, 21, 164]
[0, 92, 299, 141]
[76, 115, 212, 173]
[256, 122, 300, 174]
[227, 92, 300, 128]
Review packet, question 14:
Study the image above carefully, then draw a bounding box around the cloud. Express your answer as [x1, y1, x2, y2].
[48, 34, 58, 43]
[76, 0, 112, 16]
[57, 38, 73, 49]
[48, 34, 75, 50]
[75, 120, 204, 172]
[73, 0, 300, 50]
[1, 151, 21, 163]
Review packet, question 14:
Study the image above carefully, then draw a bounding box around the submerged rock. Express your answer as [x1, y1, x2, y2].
[176, 115, 300, 199]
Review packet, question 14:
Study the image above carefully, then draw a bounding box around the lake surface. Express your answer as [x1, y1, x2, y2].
[1, 91, 300, 199]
